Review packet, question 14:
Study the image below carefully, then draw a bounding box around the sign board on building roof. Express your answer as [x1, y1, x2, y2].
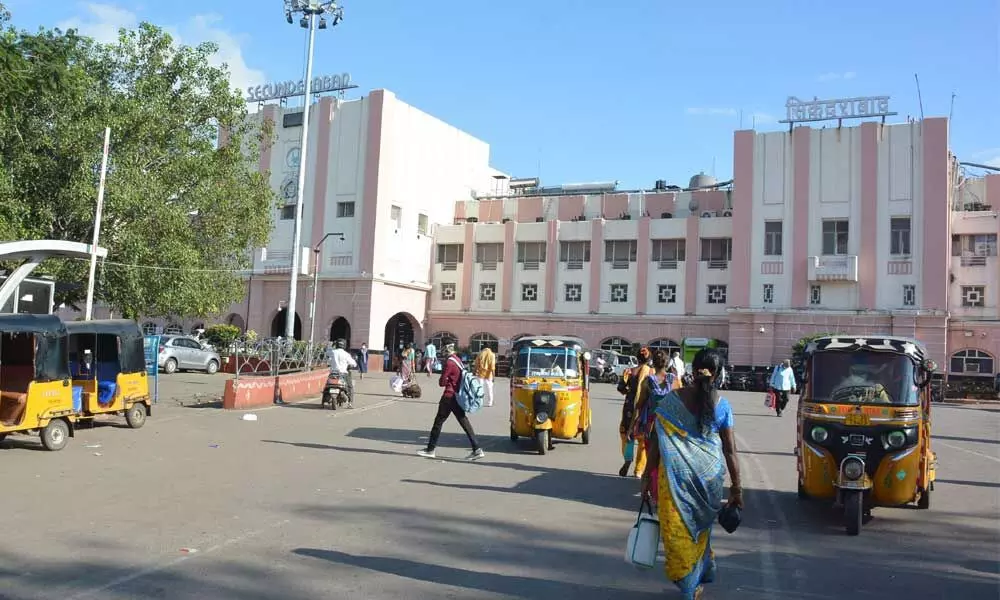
[246, 73, 356, 103]
[779, 95, 897, 124]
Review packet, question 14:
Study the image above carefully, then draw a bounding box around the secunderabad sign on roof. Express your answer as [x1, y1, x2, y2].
[246, 73, 356, 103]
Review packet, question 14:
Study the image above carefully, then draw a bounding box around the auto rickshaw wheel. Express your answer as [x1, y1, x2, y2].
[40, 419, 70, 452]
[844, 491, 863, 536]
[509, 427, 518, 442]
[125, 403, 147, 429]
[581, 426, 590, 445]
[536, 430, 550, 455]
[917, 488, 931, 510]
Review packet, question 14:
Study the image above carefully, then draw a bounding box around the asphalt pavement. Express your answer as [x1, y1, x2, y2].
[0, 373, 997, 599]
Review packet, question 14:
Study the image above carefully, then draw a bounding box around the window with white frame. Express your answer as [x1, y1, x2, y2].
[517, 242, 546, 270]
[902, 284, 916, 307]
[440, 283, 456, 301]
[961, 286, 986, 308]
[559, 241, 590, 269]
[810, 285, 822, 305]
[475, 243, 504, 270]
[436, 244, 464, 270]
[764, 221, 783, 256]
[763, 283, 774, 304]
[337, 202, 355, 218]
[390, 205, 402, 231]
[428, 331, 458, 350]
[604, 240, 637, 269]
[952, 234, 998, 267]
[822, 220, 849, 255]
[469, 332, 499, 353]
[610, 283, 629, 303]
[564, 283, 583, 302]
[657, 284, 677, 304]
[707, 285, 727, 304]
[700, 238, 732, 269]
[651, 239, 685, 269]
[950, 349, 994, 374]
[600, 336, 633, 355]
[417, 213, 429, 236]
[479, 283, 497, 301]
[521, 283, 539, 302]
[890, 217, 911, 256]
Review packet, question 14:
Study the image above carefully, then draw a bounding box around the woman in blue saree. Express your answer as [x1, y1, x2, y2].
[641, 348, 743, 599]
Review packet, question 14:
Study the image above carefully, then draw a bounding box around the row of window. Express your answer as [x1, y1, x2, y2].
[438, 282, 992, 309]
[437, 227, 999, 270]
[279, 202, 432, 236]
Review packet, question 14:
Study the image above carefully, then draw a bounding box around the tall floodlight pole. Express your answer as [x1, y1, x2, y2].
[85, 127, 112, 321]
[282, 0, 345, 340]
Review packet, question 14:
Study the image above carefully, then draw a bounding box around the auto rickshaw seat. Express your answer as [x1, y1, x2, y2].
[97, 381, 117, 405]
[0, 365, 33, 425]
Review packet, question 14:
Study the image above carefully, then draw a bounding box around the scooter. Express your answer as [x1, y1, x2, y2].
[321, 369, 353, 410]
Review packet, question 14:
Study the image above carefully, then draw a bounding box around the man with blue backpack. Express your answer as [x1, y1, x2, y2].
[417, 343, 485, 461]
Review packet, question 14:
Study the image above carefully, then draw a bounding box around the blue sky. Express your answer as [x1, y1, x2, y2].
[7, 0, 1000, 189]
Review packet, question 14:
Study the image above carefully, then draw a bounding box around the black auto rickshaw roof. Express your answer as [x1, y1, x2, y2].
[0, 313, 69, 336]
[65, 319, 143, 338]
[511, 335, 587, 350]
[805, 335, 927, 362]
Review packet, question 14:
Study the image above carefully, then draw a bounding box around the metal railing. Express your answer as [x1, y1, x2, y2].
[479, 260, 498, 271]
[708, 259, 729, 270]
[521, 260, 541, 271]
[657, 259, 679, 270]
[960, 255, 988, 267]
[611, 259, 630, 270]
[440, 261, 458, 271]
[565, 259, 584, 270]
[228, 337, 334, 385]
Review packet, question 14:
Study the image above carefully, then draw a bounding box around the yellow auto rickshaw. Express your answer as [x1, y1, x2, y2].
[796, 335, 938, 535]
[509, 335, 592, 455]
[0, 314, 78, 451]
[66, 319, 151, 428]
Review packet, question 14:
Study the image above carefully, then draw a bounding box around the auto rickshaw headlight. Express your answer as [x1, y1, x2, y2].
[535, 412, 549, 423]
[810, 426, 829, 443]
[886, 430, 907, 449]
[843, 458, 864, 481]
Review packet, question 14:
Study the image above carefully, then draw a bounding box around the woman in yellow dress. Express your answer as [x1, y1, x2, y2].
[641, 348, 743, 599]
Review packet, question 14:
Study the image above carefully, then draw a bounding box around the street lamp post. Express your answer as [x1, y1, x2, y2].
[282, 0, 345, 340]
[308, 231, 345, 349]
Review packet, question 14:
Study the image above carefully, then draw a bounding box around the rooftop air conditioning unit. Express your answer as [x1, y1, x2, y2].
[661, 212, 673, 219]
[701, 211, 714, 218]
[722, 210, 733, 217]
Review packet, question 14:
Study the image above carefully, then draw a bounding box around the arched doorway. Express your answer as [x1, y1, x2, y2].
[384, 312, 418, 353]
[470, 332, 499, 353]
[226, 313, 245, 332]
[330, 317, 351, 348]
[270, 309, 302, 340]
[600, 336, 633, 355]
[648, 338, 681, 356]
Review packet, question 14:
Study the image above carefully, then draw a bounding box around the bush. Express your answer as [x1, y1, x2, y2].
[204, 324, 241, 352]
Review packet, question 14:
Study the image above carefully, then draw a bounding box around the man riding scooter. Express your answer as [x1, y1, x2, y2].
[327, 338, 358, 408]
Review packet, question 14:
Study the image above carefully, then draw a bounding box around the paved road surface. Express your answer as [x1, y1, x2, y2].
[0, 374, 997, 599]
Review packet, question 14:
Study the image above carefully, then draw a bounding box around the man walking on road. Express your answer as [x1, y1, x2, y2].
[474, 347, 496, 407]
[769, 359, 797, 417]
[424, 340, 437, 377]
[417, 344, 484, 460]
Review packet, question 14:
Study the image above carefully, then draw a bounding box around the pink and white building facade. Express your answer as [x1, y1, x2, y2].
[428, 117, 1000, 378]
[221, 86, 997, 378]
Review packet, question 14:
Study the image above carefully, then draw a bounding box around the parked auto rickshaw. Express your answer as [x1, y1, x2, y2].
[509, 335, 592, 455]
[66, 319, 151, 429]
[796, 335, 938, 535]
[0, 314, 78, 451]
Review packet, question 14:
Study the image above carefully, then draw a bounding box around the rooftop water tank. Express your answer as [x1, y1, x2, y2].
[689, 172, 717, 190]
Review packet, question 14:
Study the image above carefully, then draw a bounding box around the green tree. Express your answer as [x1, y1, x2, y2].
[0, 16, 275, 319]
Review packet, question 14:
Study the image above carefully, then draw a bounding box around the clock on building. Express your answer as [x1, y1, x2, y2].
[286, 147, 301, 169]
[281, 178, 298, 200]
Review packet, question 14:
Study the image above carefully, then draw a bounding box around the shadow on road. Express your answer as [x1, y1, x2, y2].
[933, 434, 999, 445]
[292, 548, 665, 599]
[347, 427, 526, 455]
[937, 478, 1000, 489]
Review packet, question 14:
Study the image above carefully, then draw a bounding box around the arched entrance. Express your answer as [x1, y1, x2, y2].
[270, 309, 302, 340]
[330, 317, 351, 348]
[225, 313, 245, 331]
[384, 312, 419, 353]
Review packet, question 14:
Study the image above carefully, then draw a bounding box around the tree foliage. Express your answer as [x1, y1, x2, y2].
[0, 13, 275, 319]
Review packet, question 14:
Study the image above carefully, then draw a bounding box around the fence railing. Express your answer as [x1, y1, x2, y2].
[227, 337, 334, 384]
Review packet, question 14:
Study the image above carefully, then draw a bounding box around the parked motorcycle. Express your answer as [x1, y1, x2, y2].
[321, 369, 353, 410]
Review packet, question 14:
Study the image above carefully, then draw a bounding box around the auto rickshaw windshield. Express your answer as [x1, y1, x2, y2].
[514, 346, 579, 378]
[810, 351, 918, 406]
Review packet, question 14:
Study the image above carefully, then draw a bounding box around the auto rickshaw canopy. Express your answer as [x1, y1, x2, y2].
[804, 335, 928, 364]
[510, 335, 587, 352]
[65, 319, 146, 375]
[0, 314, 70, 382]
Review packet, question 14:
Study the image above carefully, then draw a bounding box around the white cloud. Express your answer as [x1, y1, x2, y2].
[57, 3, 265, 94]
[686, 107, 738, 117]
[969, 149, 1000, 168]
[57, 2, 137, 43]
[817, 71, 857, 82]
